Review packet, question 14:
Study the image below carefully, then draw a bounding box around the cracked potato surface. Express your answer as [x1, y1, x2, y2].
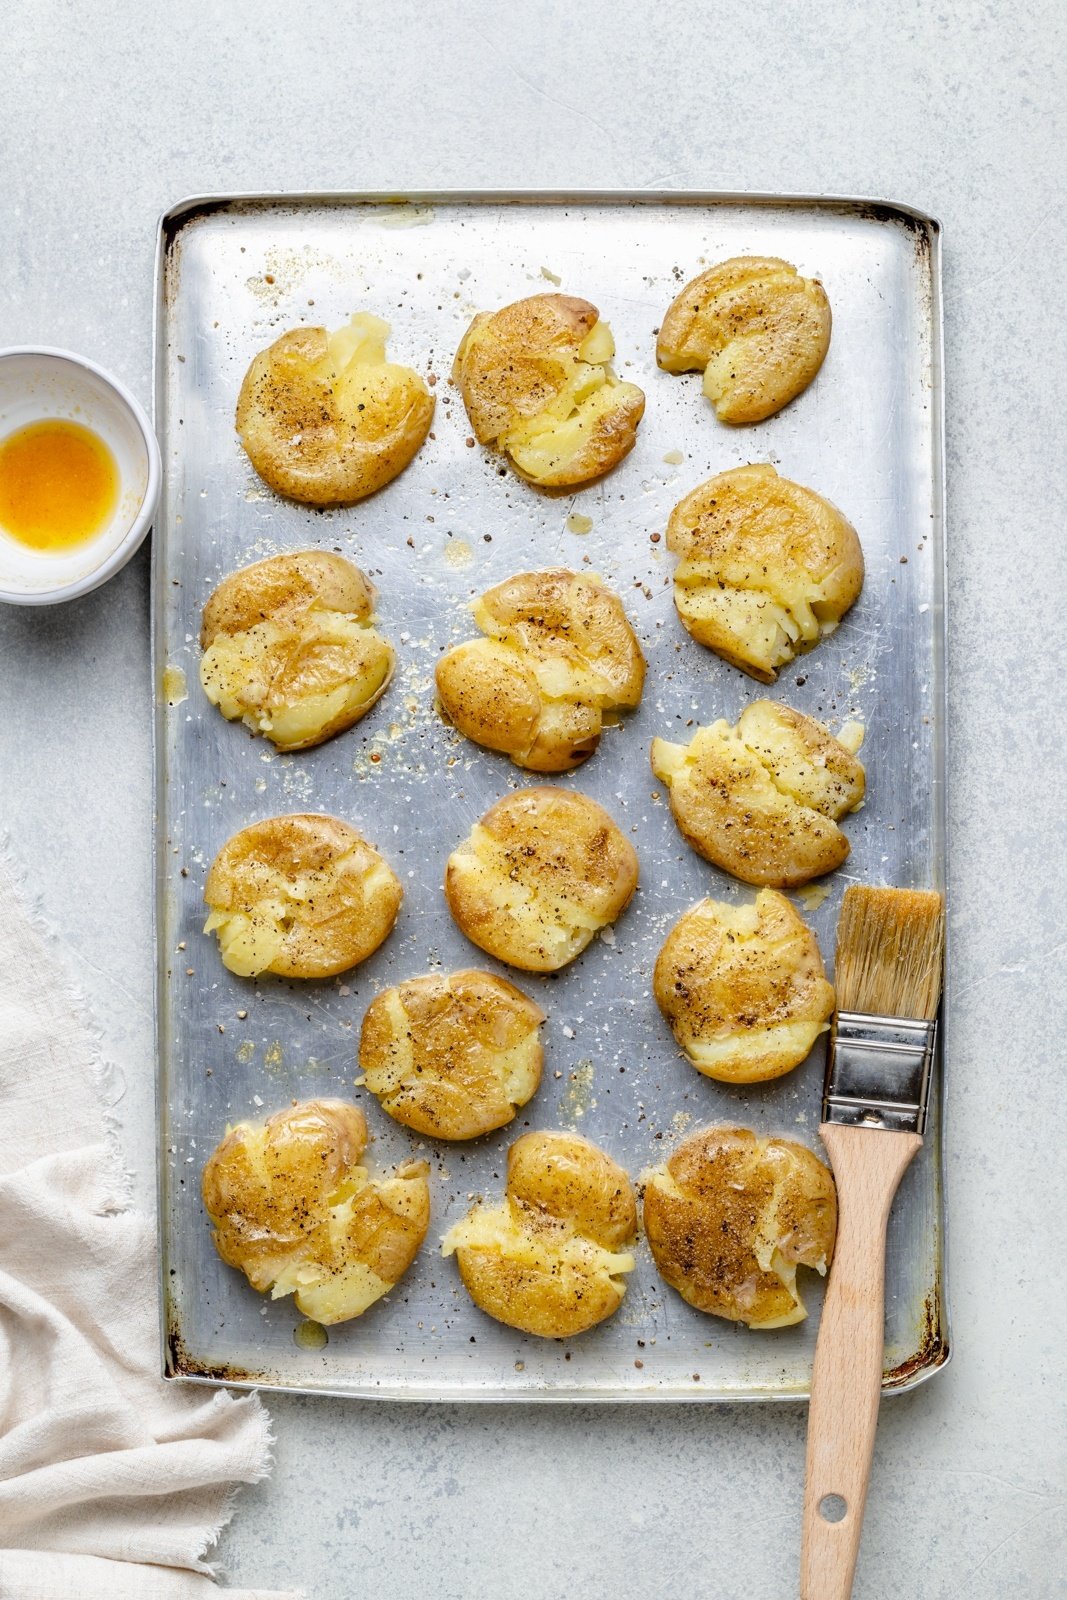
[236, 312, 434, 504]
[202, 1099, 430, 1326]
[453, 293, 644, 486]
[651, 702, 865, 888]
[657, 256, 831, 424]
[667, 464, 863, 682]
[200, 550, 395, 751]
[204, 813, 402, 979]
[654, 890, 834, 1083]
[442, 1130, 638, 1338]
[445, 787, 638, 972]
[435, 568, 645, 772]
[643, 1125, 837, 1328]
[359, 969, 544, 1140]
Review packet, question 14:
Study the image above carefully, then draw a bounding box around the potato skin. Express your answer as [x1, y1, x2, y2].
[442, 1130, 638, 1338]
[204, 813, 402, 979]
[359, 969, 544, 1140]
[455, 296, 598, 443]
[505, 1131, 637, 1251]
[667, 464, 864, 683]
[200, 549, 375, 646]
[445, 786, 639, 972]
[643, 1125, 837, 1327]
[200, 551, 395, 751]
[654, 890, 834, 1083]
[435, 569, 645, 772]
[436, 640, 543, 759]
[650, 702, 864, 889]
[202, 1098, 430, 1325]
[236, 322, 434, 504]
[657, 256, 831, 424]
[452, 293, 644, 487]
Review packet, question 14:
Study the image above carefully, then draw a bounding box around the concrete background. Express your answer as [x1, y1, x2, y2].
[1, 1, 1064, 1595]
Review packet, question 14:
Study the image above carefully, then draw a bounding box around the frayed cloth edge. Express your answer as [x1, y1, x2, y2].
[0, 834, 135, 1214]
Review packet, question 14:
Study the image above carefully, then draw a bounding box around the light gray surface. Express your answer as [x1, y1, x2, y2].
[1, 1, 1064, 1595]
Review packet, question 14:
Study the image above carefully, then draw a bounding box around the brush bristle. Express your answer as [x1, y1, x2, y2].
[834, 886, 945, 1019]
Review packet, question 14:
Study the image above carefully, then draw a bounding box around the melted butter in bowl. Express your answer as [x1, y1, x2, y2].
[0, 347, 161, 606]
[0, 419, 119, 552]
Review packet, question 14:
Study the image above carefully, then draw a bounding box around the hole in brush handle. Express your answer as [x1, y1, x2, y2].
[818, 1494, 848, 1523]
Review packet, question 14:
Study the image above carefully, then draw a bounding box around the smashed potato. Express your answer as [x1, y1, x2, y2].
[453, 293, 645, 486]
[667, 464, 863, 682]
[643, 1125, 837, 1328]
[442, 1130, 637, 1337]
[359, 969, 544, 1140]
[651, 701, 865, 888]
[654, 890, 834, 1083]
[202, 1099, 429, 1325]
[435, 569, 645, 771]
[445, 787, 638, 972]
[657, 256, 831, 424]
[236, 312, 434, 504]
[200, 551, 395, 751]
[204, 813, 402, 979]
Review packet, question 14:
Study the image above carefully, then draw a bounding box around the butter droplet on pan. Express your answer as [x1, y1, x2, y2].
[444, 538, 473, 569]
[837, 719, 865, 755]
[294, 1320, 328, 1350]
[162, 665, 187, 706]
[796, 882, 831, 912]
[376, 204, 434, 229]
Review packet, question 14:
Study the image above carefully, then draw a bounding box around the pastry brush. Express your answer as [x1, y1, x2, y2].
[800, 885, 945, 1600]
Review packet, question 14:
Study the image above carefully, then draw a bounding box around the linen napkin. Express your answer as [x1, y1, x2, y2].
[0, 847, 300, 1599]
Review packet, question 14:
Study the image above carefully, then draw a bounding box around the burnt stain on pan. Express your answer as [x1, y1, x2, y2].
[165, 1322, 274, 1387]
[161, 196, 234, 254]
[883, 1290, 949, 1390]
[843, 201, 937, 332]
[847, 199, 937, 245]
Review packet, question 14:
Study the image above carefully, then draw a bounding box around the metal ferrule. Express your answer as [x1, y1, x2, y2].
[822, 1012, 938, 1134]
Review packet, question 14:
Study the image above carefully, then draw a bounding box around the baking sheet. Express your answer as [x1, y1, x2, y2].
[153, 192, 947, 1400]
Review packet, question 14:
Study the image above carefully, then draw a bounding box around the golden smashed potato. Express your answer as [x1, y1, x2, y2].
[200, 551, 395, 751]
[667, 464, 863, 682]
[236, 312, 434, 504]
[358, 969, 544, 1140]
[657, 256, 831, 424]
[204, 813, 402, 979]
[202, 1099, 429, 1325]
[442, 1130, 638, 1337]
[643, 1125, 837, 1328]
[452, 293, 645, 486]
[654, 889, 834, 1083]
[651, 701, 865, 888]
[435, 569, 645, 772]
[445, 787, 639, 972]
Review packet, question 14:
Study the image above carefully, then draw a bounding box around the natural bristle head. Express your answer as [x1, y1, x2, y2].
[834, 886, 945, 1019]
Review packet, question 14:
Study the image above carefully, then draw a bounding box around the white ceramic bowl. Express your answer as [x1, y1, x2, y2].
[0, 347, 162, 606]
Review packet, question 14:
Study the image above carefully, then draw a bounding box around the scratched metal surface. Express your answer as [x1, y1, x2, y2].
[153, 193, 946, 1400]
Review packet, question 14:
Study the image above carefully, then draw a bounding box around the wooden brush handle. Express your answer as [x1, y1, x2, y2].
[800, 1124, 922, 1600]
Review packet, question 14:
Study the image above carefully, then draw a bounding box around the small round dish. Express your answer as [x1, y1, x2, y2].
[0, 347, 161, 606]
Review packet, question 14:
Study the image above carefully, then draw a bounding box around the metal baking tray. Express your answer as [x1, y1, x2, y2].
[153, 192, 947, 1401]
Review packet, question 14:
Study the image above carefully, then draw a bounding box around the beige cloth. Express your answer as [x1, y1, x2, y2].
[0, 850, 299, 1599]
